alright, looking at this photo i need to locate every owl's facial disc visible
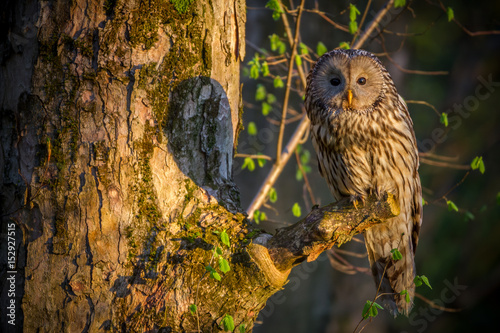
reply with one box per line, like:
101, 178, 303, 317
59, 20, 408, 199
345, 56, 385, 110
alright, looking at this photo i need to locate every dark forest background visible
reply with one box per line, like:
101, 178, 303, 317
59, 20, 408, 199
235, 1, 500, 332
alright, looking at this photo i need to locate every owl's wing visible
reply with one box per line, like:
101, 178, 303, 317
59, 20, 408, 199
398, 94, 423, 254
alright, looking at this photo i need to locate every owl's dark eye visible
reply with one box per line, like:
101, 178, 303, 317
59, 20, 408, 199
330, 78, 341, 86
357, 77, 367, 85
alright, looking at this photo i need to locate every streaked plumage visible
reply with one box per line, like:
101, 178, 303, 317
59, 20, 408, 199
305, 49, 422, 315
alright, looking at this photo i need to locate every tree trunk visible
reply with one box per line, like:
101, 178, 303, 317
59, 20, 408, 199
0, 1, 398, 332
1, 0, 247, 331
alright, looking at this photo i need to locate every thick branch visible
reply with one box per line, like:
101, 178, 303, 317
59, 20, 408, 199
250, 193, 399, 275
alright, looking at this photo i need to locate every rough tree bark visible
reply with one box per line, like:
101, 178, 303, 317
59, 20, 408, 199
0, 1, 398, 332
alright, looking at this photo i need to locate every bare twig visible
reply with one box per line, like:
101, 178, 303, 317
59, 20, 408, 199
420, 158, 470, 170
266, 111, 304, 126
302, 8, 349, 33
351, 0, 373, 47
353, 260, 391, 333
381, 40, 449, 75
435, 0, 500, 36
295, 148, 317, 206
415, 293, 462, 312
406, 100, 441, 117
276, 0, 306, 164
419, 152, 459, 162
334, 247, 368, 258
279, 1, 307, 86
247, 117, 310, 218
234, 153, 273, 161
432, 171, 470, 204
328, 249, 370, 274
352, 0, 395, 49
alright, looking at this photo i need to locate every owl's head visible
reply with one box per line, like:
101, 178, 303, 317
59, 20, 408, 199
306, 49, 392, 114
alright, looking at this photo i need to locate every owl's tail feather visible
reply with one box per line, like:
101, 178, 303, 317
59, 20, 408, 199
365, 229, 416, 317
371, 258, 414, 316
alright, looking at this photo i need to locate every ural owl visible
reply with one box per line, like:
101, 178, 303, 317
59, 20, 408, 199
305, 49, 422, 315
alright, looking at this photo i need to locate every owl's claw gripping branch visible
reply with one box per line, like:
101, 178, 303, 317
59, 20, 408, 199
249, 193, 399, 275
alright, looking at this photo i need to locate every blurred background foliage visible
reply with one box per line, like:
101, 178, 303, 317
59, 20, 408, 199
234, 0, 500, 332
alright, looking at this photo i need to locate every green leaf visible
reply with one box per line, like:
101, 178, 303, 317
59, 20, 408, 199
247, 121, 257, 136
292, 202, 301, 217
422, 198, 427, 206
295, 54, 302, 67
421, 275, 432, 289
479, 160, 485, 174
239, 324, 246, 333
394, 0, 406, 8
255, 84, 266, 101
257, 155, 267, 167
440, 112, 448, 127
262, 102, 272, 116
391, 248, 403, 261
222, 314, 235, 331
215, 246, 223, 256
464, 211, 475, 221
339, 41, 350, 50
414, 275, 432, 289
242, 157, 255, 171
300, 149, 311, 164
211, 271, 221, 281
269, 34, 280, 51
189, 304, 197, 315
266, 0, 283, 21
260, 211, 267, 221
253, 209, 261, 224
316, 42, 328, 56
362, 300, 383, 319
220, 229, 230, 247
349, 21, 358, 35
399, 290, 411, 303
206, 265, 219, 281
296, 168, 303, 181
269, 187, 277, 203
447, 7, 454, 22
447, 200, 458, 212
349, 4, 360, 21
272, 10, 281, 21
250, 65, 259, 79
242, 67, 249, 78
299, 42, 309, 55
471, 156, 485, 174
278, 42, 286, 55
262, 61, 270, 76
219, 257, 231, 274
414, 276, 422, 287
273, 76, 284, 88
267, 93, 277, 104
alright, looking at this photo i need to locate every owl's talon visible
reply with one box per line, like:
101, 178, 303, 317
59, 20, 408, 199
353, 199, 359, 209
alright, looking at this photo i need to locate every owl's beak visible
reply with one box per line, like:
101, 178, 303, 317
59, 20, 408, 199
347, 89, 353, 107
